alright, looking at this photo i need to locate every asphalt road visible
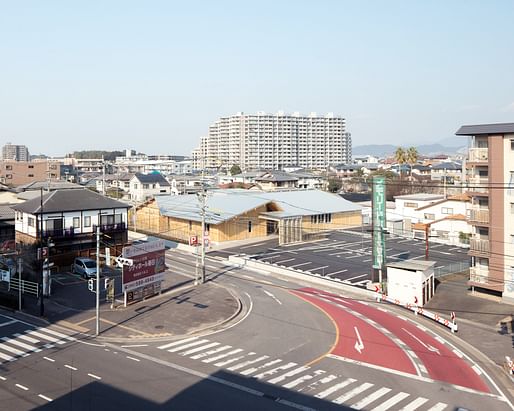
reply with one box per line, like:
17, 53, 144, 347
0, 248, 510, 411
211, 228, 471, 286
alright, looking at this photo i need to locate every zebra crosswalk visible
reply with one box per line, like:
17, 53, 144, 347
0, 317, 77, 364
157, 336, 449, 410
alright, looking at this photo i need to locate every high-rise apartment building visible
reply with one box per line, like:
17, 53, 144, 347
2, 143, 30, 161
456, 122, 514, 303
192, 112, 351, 171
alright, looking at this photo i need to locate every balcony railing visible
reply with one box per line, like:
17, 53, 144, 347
468, 177, 488, 193
470, 238, 489, 253
469, 266, 489, 283
42, 228, 75, 239
468, 148, 488, 162
469, 207, 489, 224
93, 222, 126, 233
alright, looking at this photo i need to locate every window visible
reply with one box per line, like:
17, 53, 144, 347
511, 235, 514, 245
134, 183, 138, 189
28, 165, 34, 169
152, 184, 156, 189
511, 140, 514, 151
28, 174, 34, 177
28, 217, 35, 227
101, 214, 123, 226
84, 216, 91, 227
404, 202, 418, 208
73, 217, 80, 228
160, 189, 166, 193
441, 207, 453, 214
248, 221, 252, 233
143, 184, 149, 189
511, 203, 514, 214
6, 174, 12, 179
189, 220, 192, 230
5, 165, 12, 170
424, 213, 435, 220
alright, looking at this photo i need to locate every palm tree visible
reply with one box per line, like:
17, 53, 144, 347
406, 147, 419, 177
394, 147, 407, 178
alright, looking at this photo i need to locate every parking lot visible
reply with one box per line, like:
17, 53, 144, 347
212, 229, 470, 287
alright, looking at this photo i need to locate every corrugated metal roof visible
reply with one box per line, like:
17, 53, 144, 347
0, 205, 14, 220
155, 189, 362, 224
12, 189, 130, 214
455, 123, 514, 136
388, 260, 435, 271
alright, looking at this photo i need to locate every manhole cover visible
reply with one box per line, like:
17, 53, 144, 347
155, 325, 164, 330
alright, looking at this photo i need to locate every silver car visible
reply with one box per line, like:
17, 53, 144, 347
72, 257, 97, 279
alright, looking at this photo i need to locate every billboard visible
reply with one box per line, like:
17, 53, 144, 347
372, 176, 387, 271
122, 240, 166, 292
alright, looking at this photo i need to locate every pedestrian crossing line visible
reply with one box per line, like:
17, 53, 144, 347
240, 359, 282, 376
370, 392, 410, 410
167, 339, 209, 353
0, 342, 28, 357
181, 342, 220, 357
191, 345, 232, 360
203, 348, 243, 364
38, 327, 76, 341
426, 403, 448, 411
284, 370, 326, 390
399, 397, 429, 411
253, 362, 297, 379
298, 372, 333, 392
333, 382, 374, 404
267, 366, 309, 384
228, 355, 270, 372
214, 352, 254, 367
26, 330, 63, 344
14, 334, 39, 344
1, 337, 40, 353
0, 349, 15, 362
316, 378, 356, 399
158, 337, 198, 350
351, 387, 392, 410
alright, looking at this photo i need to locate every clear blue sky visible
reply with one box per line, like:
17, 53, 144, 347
1, 1, 513, 156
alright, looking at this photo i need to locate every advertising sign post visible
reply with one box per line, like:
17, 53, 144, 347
372, 176, 387, 285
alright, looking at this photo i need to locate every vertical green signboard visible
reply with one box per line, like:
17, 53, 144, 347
372, 176, 386, 271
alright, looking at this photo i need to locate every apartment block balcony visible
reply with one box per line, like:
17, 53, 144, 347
469, 266, 489, 283
469, 238, 490, 254
469, 207, 489, 224
467, 177, 489, 195
468, 148, 488, 163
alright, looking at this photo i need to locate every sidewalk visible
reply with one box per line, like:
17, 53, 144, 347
425, 273, 514, 366
20, 269, 241, 342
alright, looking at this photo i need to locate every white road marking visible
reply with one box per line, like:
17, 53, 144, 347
43, 356, 55, 362
345, 274, 368, 281
275, 258, 295, 265
289, 262, 311, 268
351, 387, 392, 409
190, 345, 232, 360
402, 328, 440, 355
267, 366, 309, 384
0, 376, 6, 381
362, 258, 371, 262
0, 342, 29, 357
158, 337, 198, 350
426, 403, 448, 411
167, 339, 209, 353
345, 255, 362, 259
333, 382, 374, 404
283, 370, 325, 390
39, 327, 75, 341
14, 334, 39, 344
126, 356, 140, 362
121, 344, 148, 348
354, 327, 364, 354
214, 352, 250, 367
370, 391, 410, 410
0, 320, 17, 327
181, 342, 220, 356
203, 348, 243, 364
228, 355, 269, 371
26, 330, 63, 344
399, 397, 428, 410
1, 337, 40, 353
38, 394, 53, 402
309, 265, 329, 272
472, 365, 482, 375
315, 378, 356, 399
65, 364, 77, 371
263, 289, 282, 305
325, 269, 348, 276
0, 351, 15, 362
295, 370, 329, 391
452, 349, 463, 358
88, 373, 102, 380
253, 362, 297, 379
15, 383, 29, 391
240, 359, 282, 376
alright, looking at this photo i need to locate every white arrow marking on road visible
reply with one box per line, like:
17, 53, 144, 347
402, 328, 440, 355
263, 289, 282, 305
354, 326, 364, 354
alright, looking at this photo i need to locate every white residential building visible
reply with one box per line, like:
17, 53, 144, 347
192, 111, 351, 171
129, 173, 171, 202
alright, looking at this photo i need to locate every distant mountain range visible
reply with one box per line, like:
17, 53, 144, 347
353, 139, 467, 157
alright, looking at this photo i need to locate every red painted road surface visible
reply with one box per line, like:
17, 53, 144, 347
291, 290, 417, 375
297, 288, 490, 393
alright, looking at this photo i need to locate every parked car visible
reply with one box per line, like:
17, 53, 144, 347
72, 257, 97, 279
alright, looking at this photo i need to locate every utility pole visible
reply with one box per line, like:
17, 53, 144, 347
18, 257, 22, 311
96, 225, 101, 336
425, 224, 430, 260
197, 190, 207, 284
39, 187, 44, 316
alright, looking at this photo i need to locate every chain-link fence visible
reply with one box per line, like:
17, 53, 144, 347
434, 261, 471, 278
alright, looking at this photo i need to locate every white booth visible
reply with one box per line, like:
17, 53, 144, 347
387, 260, 435, 307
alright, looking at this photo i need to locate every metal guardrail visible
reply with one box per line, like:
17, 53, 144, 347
434, 261, 471, 278
9, 278, 39, 297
